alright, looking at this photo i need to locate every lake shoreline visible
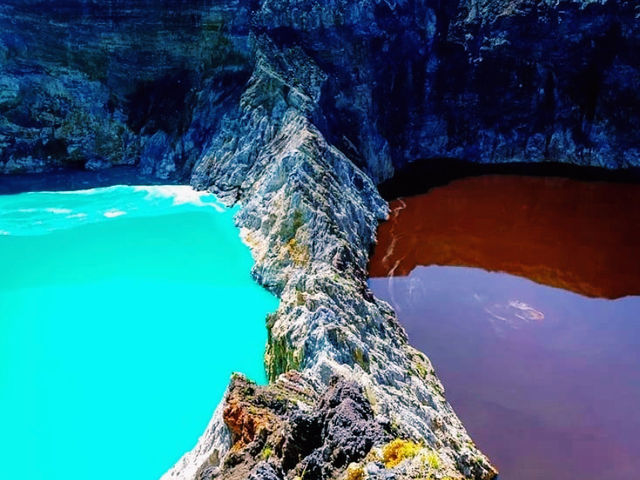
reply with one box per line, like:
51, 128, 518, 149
0, 166, 181, 196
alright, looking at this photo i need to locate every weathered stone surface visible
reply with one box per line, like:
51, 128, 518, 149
166, 34, 498, 479
253, 0, 640, 178
0, 0, 251, 175
1, 1, 638, 177
180, 374, 390, 480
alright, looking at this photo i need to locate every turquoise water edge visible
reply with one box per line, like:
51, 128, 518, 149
0, 186, 278, 480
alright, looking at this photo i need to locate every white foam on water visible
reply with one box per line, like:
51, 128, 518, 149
134, 185, 226, 212
104, 210, 126, 218
0, 185, 229, 236
38, 185, 127, 195
45, 208, 73, 215
0, 230, 9, 235
509, 299, 545, 321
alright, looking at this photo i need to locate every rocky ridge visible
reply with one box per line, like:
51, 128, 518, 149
165, 35, 496, 480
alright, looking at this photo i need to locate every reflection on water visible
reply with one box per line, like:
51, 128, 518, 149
370, 175, 640, 298
368, 175, 640, 480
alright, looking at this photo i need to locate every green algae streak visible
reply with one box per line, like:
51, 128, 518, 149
0, 185, 277, 480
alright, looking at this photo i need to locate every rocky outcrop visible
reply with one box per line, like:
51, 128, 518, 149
253, 0, 640, 178
165, 35, 496, 479
197, 374, 390, 480
0, 0, 252, 176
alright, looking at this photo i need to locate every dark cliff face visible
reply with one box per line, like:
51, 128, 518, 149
0, 0, 253, 176
1, 0, 638, 180
258, 0, 640, 178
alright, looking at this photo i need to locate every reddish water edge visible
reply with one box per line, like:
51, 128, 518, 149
368, 175, 640, 480
370, 175, 640, 299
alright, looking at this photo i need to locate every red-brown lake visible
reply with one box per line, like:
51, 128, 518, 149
369, 175, 640, 480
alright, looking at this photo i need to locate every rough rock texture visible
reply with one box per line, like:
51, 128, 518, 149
3, 1, 639, 479
197, 374, 390, 480
1, 1, 639, 178
0, 0, 252, 176
166, 34, 496, 480
253, 0, 640, 178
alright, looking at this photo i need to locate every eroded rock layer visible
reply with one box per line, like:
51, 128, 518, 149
2, 1, 639, 178
164, 34, 497, 480
0, 0, 252, 176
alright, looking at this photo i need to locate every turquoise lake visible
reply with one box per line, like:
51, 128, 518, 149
0, 185, 278, 480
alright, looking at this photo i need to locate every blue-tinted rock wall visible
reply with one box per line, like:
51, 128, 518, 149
1, 1, 638, 179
